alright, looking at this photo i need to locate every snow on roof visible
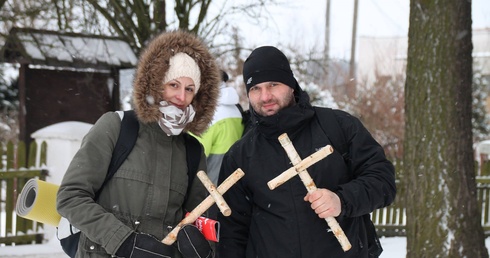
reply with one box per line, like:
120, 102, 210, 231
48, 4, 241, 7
31, 121, 93, 141
1, 27, 137, 69
477, 140, 490, 155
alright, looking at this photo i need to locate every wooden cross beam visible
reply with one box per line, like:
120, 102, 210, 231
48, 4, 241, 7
197, 170, 232, 216
162, 168, 244, 245
267, 133, 352, 252
267, 144, 334, 190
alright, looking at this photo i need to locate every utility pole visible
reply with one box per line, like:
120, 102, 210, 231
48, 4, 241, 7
348, 0, 359, 99
324, 0, 331, 66
323, 0, 331, 90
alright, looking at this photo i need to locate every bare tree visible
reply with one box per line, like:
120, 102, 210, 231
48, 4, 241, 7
473, 68, 490, 141
0, 0, 6, 10
1, 0, 280, 55
354, 73, 404, 162
0, 0, 55, 38
404, 1, 488, 257
83, 0, 166, 51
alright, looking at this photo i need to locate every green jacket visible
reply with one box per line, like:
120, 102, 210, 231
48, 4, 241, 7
57, 30, 220, 258
57, 112, 207, 257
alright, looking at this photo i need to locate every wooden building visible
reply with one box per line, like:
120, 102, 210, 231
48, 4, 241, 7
0, 27, 138, 144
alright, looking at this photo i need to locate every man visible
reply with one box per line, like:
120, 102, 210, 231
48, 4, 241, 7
216, 46, 396, 258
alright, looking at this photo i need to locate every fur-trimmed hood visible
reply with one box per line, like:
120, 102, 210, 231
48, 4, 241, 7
132, 30, 220, 135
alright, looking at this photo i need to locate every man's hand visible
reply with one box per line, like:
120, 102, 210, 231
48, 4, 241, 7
304, 188, 341, 218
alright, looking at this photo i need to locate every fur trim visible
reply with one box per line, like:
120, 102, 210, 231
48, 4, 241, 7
132, 30, 220, 135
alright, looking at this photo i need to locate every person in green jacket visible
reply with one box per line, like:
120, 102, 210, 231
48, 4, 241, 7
193, 71, 244, 186
57, 30, 220, 258
192, 70, 244, 224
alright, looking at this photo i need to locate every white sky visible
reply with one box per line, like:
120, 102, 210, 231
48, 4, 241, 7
219, 0, 490, 59
3, 1, 488, 84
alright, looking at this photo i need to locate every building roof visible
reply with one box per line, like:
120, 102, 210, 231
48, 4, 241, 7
1, 27, 137, 69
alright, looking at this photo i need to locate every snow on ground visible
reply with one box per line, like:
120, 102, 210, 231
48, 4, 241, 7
1, 236, 489, 257
0, 236, 66, 258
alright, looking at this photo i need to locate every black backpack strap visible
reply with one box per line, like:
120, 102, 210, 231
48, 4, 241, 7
235, 103, 244, 114
314, 107, 349, 160
95, 110, 139, 199
236, 103, 252, 136
183, 133, 202, 193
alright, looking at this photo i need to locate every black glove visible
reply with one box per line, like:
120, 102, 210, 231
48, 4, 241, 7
177, 224, 212, 258
116, 232, 176, 258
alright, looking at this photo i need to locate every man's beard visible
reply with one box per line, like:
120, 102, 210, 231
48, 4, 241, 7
252, 89, 296, 117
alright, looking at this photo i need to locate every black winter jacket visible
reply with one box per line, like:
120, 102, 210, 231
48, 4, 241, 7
217, 90, 396, 258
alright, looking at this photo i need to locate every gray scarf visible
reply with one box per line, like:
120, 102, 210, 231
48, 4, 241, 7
158, 101, 196, 136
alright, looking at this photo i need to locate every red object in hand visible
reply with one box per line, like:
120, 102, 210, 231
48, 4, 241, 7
186, 213, 220, 242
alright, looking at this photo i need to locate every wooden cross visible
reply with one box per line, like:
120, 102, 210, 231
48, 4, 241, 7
267, 133, 352, 252
162, 168, 244, 245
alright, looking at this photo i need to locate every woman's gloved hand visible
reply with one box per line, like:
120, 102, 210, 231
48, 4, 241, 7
116, 232, 176, 258
177, 224, 212, 258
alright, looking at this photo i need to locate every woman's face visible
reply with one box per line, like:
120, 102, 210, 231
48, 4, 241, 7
161, 77, 196, 109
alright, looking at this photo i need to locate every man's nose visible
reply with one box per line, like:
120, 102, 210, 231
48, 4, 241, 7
260, 88, 272, 101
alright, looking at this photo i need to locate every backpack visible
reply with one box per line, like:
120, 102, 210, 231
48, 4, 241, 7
58, 110, 202, 258
235, 103, 253, 136
314, 107, 383, 258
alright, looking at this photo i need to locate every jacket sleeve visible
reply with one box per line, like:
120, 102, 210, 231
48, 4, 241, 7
56, 112, 133, 254
334, 110, 397, 218
216, 148, 250, 258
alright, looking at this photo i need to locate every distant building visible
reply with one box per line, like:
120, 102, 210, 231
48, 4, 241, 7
0, 27, 138, 145
357, 27, 490, 111
473, 28, 490, 77
357, 36, 407, 85
305, 58, 350, 98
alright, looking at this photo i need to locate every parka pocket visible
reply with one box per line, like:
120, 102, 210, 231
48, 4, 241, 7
99, 168, 153, 215
169, 182, 187, 206
113, 167, 152, 184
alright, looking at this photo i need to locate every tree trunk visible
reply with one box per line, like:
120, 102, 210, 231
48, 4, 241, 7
404, 1, 488, 257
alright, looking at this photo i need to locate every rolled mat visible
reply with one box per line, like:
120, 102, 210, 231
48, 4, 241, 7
16, 178, 61, 227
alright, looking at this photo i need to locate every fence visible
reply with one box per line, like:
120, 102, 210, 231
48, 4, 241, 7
1, 139, 490, 244
371, 177, 490, 236
0, 140, 47, 245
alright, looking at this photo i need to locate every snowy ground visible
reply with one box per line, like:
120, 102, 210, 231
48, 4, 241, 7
1, 236, 489, 257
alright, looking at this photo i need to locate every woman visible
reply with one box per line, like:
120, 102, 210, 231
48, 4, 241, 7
57, 30, 220, 258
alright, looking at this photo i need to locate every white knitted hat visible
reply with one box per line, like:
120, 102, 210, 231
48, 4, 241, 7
163, 52, 201, 92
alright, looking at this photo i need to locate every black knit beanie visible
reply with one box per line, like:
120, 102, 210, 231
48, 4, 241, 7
243, 46, 299, 93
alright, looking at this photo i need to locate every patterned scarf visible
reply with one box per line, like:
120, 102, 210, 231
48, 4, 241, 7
158, 101, 196, 136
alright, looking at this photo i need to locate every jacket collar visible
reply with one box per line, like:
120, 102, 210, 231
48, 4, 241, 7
252, 90, 315, 140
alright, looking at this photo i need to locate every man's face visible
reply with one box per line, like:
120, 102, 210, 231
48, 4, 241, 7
248, 81, 295, 116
